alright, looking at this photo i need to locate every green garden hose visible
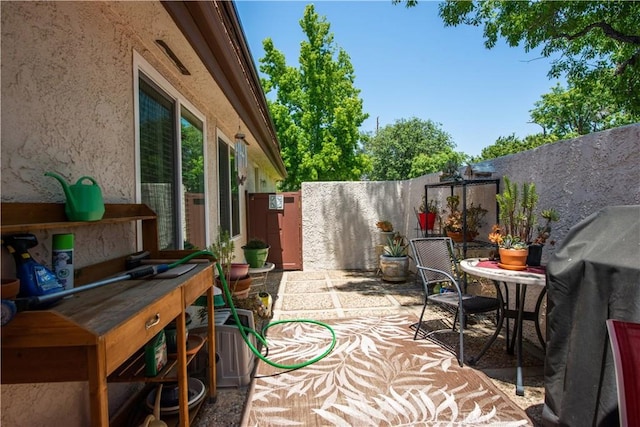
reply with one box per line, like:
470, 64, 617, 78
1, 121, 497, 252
169, 251, 336, 369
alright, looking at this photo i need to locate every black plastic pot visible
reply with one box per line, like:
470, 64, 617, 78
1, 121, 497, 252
527, 244, 543, 266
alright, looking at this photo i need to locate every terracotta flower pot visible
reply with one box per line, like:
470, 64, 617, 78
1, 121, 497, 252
446, 230, 476, 243
498, 247, 529, 270
216, 274, 253, 299
228, 263, 250, 280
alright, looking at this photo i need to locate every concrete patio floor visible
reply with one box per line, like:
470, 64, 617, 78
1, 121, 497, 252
192, 269, 546, 426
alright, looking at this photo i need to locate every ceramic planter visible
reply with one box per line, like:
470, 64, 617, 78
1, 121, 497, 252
242, 246, 270, 268
377, 231, 395, 246
216, 274, 253, 300
418, 212, 437, 231
498, 247, 529, 270
379, 255, 409, 282
228, 263, 250, 280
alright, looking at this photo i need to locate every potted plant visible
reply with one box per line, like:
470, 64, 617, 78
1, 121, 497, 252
375, 220, 395, 246
488, 224, 529, 269
417, 196, 438, 231
242, 238, 270, 268
442, 195, 487, 243
527, 208, 560, 266
495, 176, 538, 243
209, 228, 252, 299
379, 233, 410, 282
491, 176, 539, 269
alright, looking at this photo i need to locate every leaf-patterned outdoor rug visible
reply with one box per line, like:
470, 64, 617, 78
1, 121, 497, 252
242, 314, 531, 426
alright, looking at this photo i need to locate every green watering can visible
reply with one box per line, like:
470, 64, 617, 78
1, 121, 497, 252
45, 172, 105, 221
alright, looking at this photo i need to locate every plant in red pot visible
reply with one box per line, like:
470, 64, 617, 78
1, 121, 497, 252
417, 196, 438, 231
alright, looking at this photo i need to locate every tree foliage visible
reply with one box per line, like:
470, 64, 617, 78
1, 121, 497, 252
396, 1, 640, 115
259, 5, 370, 191
362, 117, 462, 181
477, 133, 557, 161
529, 80, 639, 139
181, 121, 204, 193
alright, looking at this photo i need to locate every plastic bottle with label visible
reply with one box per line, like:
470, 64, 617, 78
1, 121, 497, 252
52, 233, 74, 290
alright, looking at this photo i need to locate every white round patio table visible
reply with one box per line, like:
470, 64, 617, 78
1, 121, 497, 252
459, 258, 547, 396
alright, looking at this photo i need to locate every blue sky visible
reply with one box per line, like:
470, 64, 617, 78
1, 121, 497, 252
235, 1, 561, 157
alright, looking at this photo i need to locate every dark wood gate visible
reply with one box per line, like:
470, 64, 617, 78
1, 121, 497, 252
246, 192, 302, 270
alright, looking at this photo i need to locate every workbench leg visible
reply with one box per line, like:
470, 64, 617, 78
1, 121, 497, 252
87, 342, 109, 426
177, 310, 189, 426
207, 286, 217, 402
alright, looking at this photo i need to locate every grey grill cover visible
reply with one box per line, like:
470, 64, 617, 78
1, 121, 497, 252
543, 205, 640, 426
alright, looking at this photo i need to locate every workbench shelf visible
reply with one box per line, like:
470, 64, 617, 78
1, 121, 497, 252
0, 202, 216, 427
109, 335, 207, 383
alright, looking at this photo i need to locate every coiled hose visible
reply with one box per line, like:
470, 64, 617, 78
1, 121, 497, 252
169, 250, 336, 369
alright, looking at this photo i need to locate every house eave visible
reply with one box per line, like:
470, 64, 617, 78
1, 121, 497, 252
162, 0, 287, 179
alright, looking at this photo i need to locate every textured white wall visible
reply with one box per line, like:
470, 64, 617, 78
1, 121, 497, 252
0, 1, 278, 425
302, 124, 640, 270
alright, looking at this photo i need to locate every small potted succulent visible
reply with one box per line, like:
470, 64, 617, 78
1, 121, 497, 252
241, 238, 270, 268
379, 233, 410, 282
527, 208, 560, 266
488, 224, 529, 269
375, 220, 395, 246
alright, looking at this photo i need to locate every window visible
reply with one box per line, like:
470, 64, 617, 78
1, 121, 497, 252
137, 72, 206, 250
218, 137, 240, 237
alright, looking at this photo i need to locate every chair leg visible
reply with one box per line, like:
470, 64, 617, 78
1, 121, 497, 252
467, 308, 506, 365
457, 309, 464, 367
414, 296, 429, 340
452, 307, 459, 331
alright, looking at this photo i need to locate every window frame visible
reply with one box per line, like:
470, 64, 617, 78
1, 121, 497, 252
217, 132, 242, 238
133, 51, 209, 249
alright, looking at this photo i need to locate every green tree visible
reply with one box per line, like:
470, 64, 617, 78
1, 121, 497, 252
181, 120, 204, 193
530, 80, 639, 139
362, 117, 462, 181
478, 133, 557, 161
396, 1, 640, 115
259, 5, 370, 191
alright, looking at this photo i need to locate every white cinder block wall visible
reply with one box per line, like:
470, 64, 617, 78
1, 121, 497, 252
302, 124, 640, 270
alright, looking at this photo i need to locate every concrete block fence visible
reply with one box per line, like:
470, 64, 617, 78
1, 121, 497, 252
302, 124, 640, 270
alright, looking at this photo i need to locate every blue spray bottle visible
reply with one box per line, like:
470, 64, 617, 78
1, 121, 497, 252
2, 234, 65, 298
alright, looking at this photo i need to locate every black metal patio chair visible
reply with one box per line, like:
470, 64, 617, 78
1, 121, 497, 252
410, 237, 505, 366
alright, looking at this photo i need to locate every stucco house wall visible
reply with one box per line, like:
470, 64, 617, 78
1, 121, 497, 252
303, 124, 640, 270
1, 1, 284, 425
